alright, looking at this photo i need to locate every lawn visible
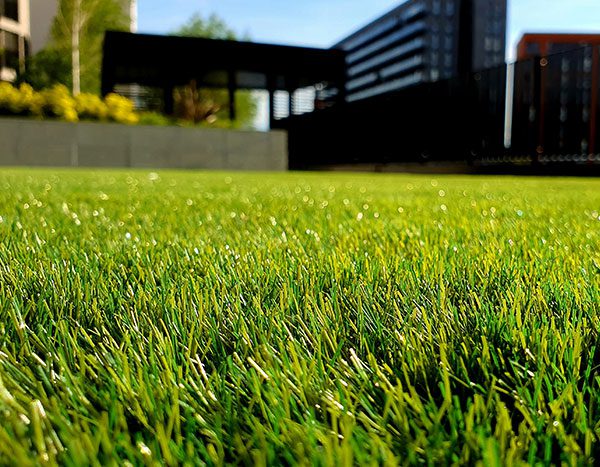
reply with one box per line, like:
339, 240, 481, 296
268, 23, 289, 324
0, 168, 599, 465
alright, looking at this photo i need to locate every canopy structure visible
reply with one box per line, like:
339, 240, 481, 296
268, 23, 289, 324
101, 31, 346, 125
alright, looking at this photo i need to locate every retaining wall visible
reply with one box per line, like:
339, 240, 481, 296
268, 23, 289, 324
0, 118, 288, 171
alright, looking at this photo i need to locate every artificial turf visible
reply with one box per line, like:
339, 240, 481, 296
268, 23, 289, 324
0, 168, 599, 465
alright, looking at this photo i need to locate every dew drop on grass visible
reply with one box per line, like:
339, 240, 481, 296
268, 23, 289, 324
357, 212, 364, 221
138, 443, 152, 457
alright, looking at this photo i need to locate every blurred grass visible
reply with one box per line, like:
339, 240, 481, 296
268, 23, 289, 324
0, 168, 599, 465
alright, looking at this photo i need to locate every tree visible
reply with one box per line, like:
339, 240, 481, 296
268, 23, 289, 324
174, 13, 238, 40
171, 13, 256, 129
18, 48, 71, 91
50, 0, 128, 94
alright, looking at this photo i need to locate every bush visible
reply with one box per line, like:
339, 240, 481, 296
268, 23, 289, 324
104, 93, 139, 125
74, 93, 108, 121
40, 85, 78, 122
0, 82, 138, 124
138, 111, 173, 126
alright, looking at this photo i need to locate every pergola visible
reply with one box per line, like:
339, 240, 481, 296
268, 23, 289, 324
101, 31, 346, 126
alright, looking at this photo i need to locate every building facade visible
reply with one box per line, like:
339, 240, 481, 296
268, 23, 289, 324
0, 0, 30, 82
517, 33, 600, 60
30, 0, 58, 54
333, 0, 507, 102
513, 33, 600, 157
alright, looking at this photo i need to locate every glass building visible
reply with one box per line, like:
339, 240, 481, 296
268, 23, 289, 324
0, 0, 30, 82
333, 0, 507, 102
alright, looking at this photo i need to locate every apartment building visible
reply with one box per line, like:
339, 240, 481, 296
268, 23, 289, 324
0, 0, 30, 81
333, 0, 507, 102
29, 0, 57, 54
513, 33, 600, 156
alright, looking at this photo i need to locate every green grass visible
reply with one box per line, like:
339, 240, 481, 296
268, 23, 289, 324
0, 168, 599, 465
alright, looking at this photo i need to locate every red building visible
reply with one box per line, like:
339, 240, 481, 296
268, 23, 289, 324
512, 34, 600, 157
517, 33, 600, 60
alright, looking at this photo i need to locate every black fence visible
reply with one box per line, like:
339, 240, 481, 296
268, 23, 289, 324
280, 45, 600, 171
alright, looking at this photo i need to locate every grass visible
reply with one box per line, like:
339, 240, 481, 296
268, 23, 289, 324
0, 168, 599, 465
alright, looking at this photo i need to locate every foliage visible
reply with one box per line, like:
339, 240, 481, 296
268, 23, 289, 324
40, 84, 79, 121
0, 170, 599, 464
104, 93, 138, 124
137, 111, 173, 126
17, 48, 72, 91
174, 12, 238, 40
0, 82, 138, 124
171, 13, 257, 129
50, 0, 129, 94
0, 82, 43, 116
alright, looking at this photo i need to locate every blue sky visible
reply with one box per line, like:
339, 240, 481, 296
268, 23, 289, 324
138, 0, 600, 61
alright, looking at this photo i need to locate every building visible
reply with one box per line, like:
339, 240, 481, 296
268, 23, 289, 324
333, 0, 507, 102
0, 0, 30, 82
512, 33, 600, 157
29, 0, 57, 54
517, 33, 600, 60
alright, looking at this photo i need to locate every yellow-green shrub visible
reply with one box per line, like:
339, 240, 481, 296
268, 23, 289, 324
39, 85, 78, 122
105, 93, 139, 125
0, 82, 44, 116
74, 93, 108, 121
0, 82, 139, 124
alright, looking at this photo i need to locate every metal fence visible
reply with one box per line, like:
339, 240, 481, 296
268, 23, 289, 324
281, 45, 600, 170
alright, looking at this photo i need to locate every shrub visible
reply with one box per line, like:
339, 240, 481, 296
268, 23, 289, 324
0, 82, 139, 124
105, 93, 139, 125
138, 111, 173, 126
74, 93, 108, 121
40, 85, 79, 122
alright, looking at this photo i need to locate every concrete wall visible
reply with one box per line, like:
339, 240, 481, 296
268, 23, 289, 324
0, 118, 288, 171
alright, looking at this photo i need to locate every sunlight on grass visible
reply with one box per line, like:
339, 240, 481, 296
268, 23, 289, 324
0, 169, 599, 464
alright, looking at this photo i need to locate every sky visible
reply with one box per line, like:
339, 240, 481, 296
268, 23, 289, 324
138, 0, 600, 61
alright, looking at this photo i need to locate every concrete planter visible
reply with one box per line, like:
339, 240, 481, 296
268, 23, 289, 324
0, 118, 288, 171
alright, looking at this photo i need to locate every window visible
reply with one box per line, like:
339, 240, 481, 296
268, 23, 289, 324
0, 0, 19, 22
525, 42, 540, 57
444, 35, 453, 51
346, 21, 427, 64
0, 30, 20, 69
485, 37, 493, 52
444, 53, 452, 68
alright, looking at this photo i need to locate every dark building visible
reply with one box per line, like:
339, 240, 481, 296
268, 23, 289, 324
333, 0, 507, 102
513, 34, 600, 157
